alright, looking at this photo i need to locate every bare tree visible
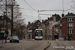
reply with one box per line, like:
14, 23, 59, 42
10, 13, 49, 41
0, 0, 25, 39
0, 0, 24, 25
70, 0, 75, 11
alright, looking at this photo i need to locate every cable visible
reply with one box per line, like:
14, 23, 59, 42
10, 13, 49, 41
38, 9, 70, 12
38, 9, 71, 12
24, 0, 38, 12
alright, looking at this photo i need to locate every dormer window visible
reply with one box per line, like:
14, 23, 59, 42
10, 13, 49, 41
68, 18, 74, 22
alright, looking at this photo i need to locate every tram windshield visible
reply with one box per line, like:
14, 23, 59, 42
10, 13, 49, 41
35, 30, 43, 36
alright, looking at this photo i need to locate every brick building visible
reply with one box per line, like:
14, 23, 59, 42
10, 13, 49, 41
62, 13, 75, 40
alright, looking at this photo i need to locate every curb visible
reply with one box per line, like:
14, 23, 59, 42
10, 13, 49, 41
42, 41, 51, 50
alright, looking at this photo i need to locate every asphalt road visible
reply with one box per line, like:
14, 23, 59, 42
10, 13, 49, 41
47, 41, 75, 50
0, 40, 48, 50
1, 40, 75, 50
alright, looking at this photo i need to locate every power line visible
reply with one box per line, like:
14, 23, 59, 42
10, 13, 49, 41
38, 9, 70, 12
24, 0, 38, 12
39, 9, 70, 12
23, 0, 71, 12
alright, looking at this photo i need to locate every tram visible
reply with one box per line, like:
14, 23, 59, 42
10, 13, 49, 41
35, 29, 43, 40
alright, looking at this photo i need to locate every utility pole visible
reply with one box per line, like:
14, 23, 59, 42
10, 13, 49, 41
10, 0, 19, 42
6, 0, 7, 16
11, 3, 13, 37
11, 4, 13, 42
11, 0, 19, 36
38, 10, 40, 20
38, 10, 41, 21
5, 0, 7, 43
11, 0, 15, 42
62, 0, 64, 12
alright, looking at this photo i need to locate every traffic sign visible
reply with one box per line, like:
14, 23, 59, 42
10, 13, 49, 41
1, 27, 5, 30
1, 30, 5, 33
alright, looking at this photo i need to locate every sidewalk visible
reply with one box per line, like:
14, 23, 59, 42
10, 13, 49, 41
0, 40, 5, 49
0, 40, 5, 44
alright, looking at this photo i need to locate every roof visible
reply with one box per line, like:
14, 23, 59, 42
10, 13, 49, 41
62, 13, 75, 19
33, 20, 40, 23
27, 20, 41, 30
42, 19, 48, 23
52, 14, 60, 17
66, 13, 75, 16
46, 20, 50, 24
46, 17, 53, 24
26, 25, 31, 29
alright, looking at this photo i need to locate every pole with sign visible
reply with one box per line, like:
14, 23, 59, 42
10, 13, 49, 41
1, 27, 5, 43
1, 27, 5, 33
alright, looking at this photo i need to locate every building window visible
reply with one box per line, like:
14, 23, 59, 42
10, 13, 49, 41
68, 23, 74, 27
68, 29, 73, 34
45, 29, 47, 33
68, 18, 74, 22
72, 18, 73, 21
72, 29, 73, 33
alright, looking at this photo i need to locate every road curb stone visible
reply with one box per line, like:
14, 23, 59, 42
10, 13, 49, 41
42, 41, 51, 50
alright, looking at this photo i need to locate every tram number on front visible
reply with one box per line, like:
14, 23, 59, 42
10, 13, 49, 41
38, 36, 40, 38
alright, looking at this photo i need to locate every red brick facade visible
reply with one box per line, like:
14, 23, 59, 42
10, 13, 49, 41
62, 13, 75, 40
73, 18, 75, 40
52, 26, 55, 40
62, 18, 67, 38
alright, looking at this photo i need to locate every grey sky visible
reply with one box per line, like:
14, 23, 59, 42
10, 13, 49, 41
16, 0, 75, 24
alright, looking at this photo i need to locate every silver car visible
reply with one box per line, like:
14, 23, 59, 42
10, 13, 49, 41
10, 36, 19, 43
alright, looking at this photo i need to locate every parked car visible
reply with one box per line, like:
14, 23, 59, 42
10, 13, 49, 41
10, 36, 19, 43
6, 37, 11, 43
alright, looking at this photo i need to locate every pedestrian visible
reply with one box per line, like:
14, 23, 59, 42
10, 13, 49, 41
23, 36, 25, 40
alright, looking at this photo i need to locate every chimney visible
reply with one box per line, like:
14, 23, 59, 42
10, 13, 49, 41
62, 13, 64, 17
42, 20, 44, 22
48, 17, 49, 20
55, 13, 56, 15
28, 22, 30, 25
68, 12, 70, 14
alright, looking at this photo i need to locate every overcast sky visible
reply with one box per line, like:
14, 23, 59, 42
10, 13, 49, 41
15, 0, 75, 24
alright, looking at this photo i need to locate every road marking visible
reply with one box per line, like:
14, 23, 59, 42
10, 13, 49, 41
42, 41, 51, 50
